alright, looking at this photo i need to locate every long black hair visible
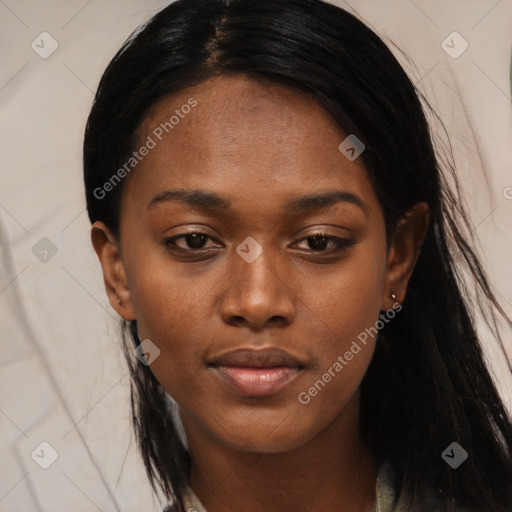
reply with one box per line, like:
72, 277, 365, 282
83, 1, 512, 510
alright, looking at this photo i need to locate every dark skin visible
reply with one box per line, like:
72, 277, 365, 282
91, 75, 430, 512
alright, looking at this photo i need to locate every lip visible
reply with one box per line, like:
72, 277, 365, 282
211, 366, 303, 396
208, 347, 306, 368
207, 347, 306, 397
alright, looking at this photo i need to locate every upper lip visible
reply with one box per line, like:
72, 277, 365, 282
208, 347, 305, 369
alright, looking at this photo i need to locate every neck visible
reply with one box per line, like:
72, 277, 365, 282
181, 392, 378, 512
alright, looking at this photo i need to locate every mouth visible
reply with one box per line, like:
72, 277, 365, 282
207, 347, 306, 397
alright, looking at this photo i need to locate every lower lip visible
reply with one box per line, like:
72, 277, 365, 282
211, 365, 303, 396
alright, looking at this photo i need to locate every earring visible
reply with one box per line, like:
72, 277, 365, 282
390, 291, 400, 304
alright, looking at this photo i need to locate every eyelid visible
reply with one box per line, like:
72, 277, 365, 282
165, 232, 223, 251
293, 232, 356, 250
164, 229, 356, 254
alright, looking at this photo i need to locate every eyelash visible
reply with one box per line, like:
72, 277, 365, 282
164, 231, 356, 255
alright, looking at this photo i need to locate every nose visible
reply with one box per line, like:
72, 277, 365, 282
219, 244, 295, 331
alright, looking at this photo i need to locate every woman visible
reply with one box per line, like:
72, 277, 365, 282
83, 0, 512, 510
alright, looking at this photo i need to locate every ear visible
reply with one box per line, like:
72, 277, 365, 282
90, 221, 136, 321
382, 202, 430, 309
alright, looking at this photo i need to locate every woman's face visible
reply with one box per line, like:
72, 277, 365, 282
93, 74, 426, 453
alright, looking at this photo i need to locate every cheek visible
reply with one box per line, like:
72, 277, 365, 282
295, 239, 387, 401
302, 237, 387, 351
125, 251, 223, 394
126, 247, 218, 341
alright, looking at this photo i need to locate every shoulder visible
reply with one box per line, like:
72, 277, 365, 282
377, 460, 479, 512
162, 486, 207, 512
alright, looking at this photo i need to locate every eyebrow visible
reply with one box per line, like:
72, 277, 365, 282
147, 189, 368, 215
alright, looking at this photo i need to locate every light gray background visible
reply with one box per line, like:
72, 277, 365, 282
1, 1, 512, 511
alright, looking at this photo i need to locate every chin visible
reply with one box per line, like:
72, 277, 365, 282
213, 415, 318, 454
221, 434, 308, 454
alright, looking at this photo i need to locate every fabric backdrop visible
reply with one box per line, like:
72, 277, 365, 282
1, 1, 511, 510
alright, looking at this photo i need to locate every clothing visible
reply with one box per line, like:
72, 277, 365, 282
162, 460, 460, 512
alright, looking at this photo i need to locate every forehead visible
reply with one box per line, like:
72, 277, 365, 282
122, 74, 379, 219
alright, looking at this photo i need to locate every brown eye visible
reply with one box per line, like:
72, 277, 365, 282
165, 232, 220, 251
295, 234, 356, 252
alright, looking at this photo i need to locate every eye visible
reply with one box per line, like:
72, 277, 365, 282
294, 233, 356, 252
164, 231, 356, 255
164, 232, 221, 251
